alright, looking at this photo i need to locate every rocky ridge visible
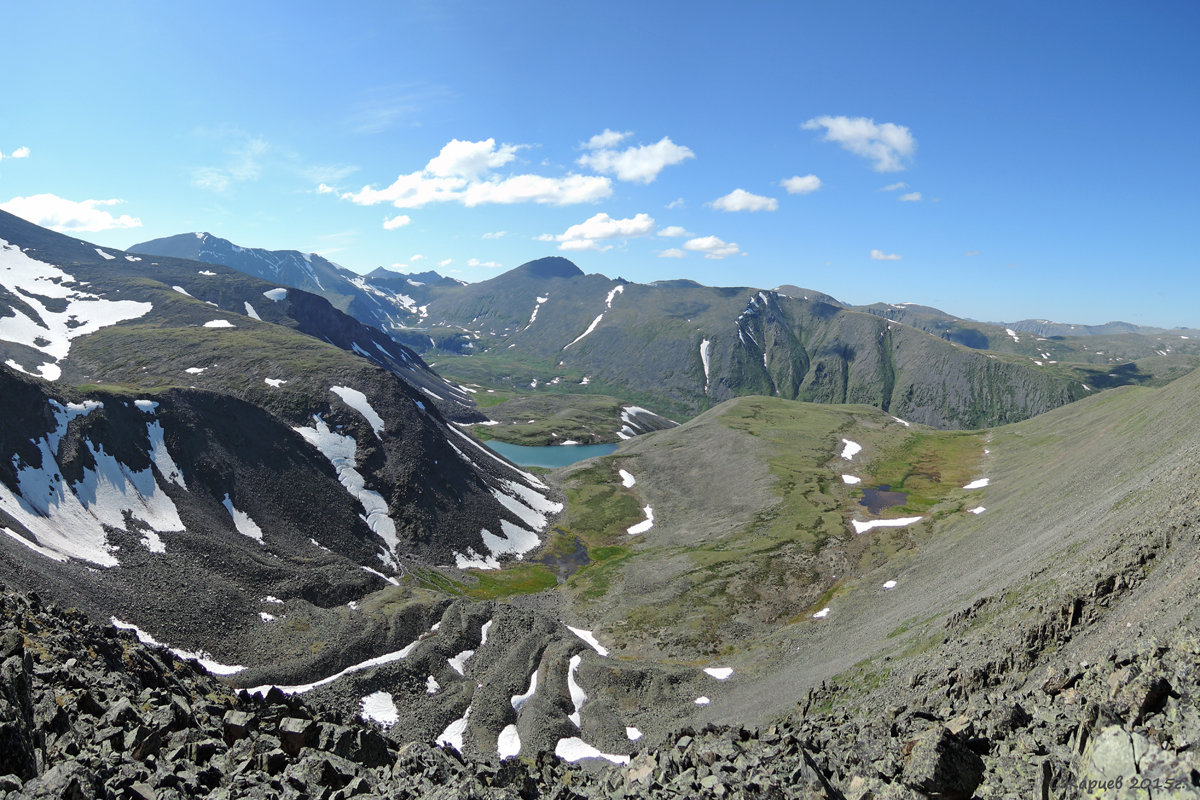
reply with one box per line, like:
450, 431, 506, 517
3, 526, 1198, 800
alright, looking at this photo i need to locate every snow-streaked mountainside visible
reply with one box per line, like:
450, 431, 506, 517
129, 232, 470, 353
0, 210, 565, 672
130, 238, 1200, 430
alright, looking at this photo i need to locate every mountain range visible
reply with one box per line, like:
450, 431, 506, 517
1, 212, 1197, 796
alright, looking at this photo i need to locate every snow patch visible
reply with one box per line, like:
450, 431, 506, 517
262, 288, 287, 302
0, 239, 152, 377
360, 691, 399, 727
605, 284, 624, 308
883, 580, 897, 590
203, 319, 235, 328
498, 724, 521, 759
448, 649, 475, 676
626, 727, 642, 741
437, 705, 471, 753
243, 302, 261, 320
94, 248, 115, 260
841, 475, 861, 485
221, 494, 264, 542
969, 506, 986, 514
703, 667, 733, 680
618, 469, 636, 488
626, 505, 654, 535
172, 285, 193, 297
426, 675, 440, 694
839, 439, 862, 460
963, 478, 990, 490
694, 696, 711, 705
264, 378, 286, 387
812, 608, 830, 619
851, 516, 923, 534
555, 738, 629, 765
700, 339, 712, 391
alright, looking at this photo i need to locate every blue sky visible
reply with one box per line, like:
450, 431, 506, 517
2, 1, 1197, 326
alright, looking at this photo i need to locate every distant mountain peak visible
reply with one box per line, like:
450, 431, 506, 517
510, 256, 584, 280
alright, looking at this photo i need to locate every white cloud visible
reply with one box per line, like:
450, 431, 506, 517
542, 212, 655, 252
341, 138, 611, 209
461, 174, 611, 206
0, 193, 142, 232
3, 146, 31, 159
425, 138, 521, 179
666, 198, 685, 209
899, 192, 922, 202
577, 134, 695, 183
870, 249, 902, 261
438, 258, 453, 267
781, 174, 822, 195
383, 214, 412, 230
316, 183, 335, 194
467, 258, 502, 268
965, 250, 981, 257
709, 188, 778, 212
684, 235, 741, 259
658, 248, 686, 258
342, 171, 466, 208
583, 129, 631, 150
803, 116, 916, 172
481, 231, 506, 239
881, 182, 908, 192
657, 225, 691, 238
410, 253, 425, 262
193, 136, 269, 192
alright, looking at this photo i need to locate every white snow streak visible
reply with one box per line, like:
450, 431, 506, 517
963, 478, 990, 490
851, 516, 923, 534
563, 313, 605, 349
511, 670, 538, 712
243, 302, 262, 320
566, 654, 586, 727
110, 618, 245, 675
331, 386, 385, 438
293, 415, 398, 562
700, 339, 711, 391
567, 626, 609, 657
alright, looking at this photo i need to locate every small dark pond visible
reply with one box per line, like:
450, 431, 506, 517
858, 485, 909, 515
531, 530, 591, 583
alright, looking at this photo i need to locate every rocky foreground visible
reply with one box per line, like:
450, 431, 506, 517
2, 584, 1198, 799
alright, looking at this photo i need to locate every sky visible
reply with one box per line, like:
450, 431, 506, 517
2, 1, 1198, 326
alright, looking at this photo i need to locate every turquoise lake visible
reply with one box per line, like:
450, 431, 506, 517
484, 441, 618, 468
